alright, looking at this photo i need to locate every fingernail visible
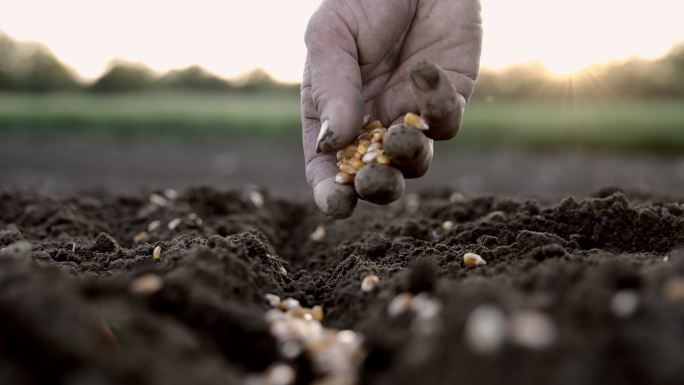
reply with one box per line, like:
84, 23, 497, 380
411, 62, 440, 91
316, 120, 331, 153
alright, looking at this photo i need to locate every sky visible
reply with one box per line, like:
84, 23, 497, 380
1, 0, 683, 82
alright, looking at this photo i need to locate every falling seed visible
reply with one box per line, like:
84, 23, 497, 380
249, 190, 265, 208
266, 364, 295, 385
281, 298, 301, 311
152, 245, 162, 260
130, 274, 163, 296
164, 188, 179, 200
265, 293, 282, 307
405, 193, 420, 213
312, 305, 324, 321
310, 226, 326, 242
361, 274, 380, 292
388, 293, 413, 317
442, 221, 455, 231
168, 218, 182, 231
663, 256, 670, 262
149, 193, 168, 207
279, 266, 288, 277
463, 252, 486, 267
611, 290, 639, 318
71, 243, 76, 252
147, 220, 161, 232
663, 277, 684, 302
509, 310, 556, 350
133, 231, 150, 243
404, 112, 429, 130
464, 305, 508, 354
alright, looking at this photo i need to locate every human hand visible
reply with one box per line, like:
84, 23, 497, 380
301, 0, 482, 218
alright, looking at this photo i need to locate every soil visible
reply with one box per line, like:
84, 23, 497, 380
2, 185, 684, 385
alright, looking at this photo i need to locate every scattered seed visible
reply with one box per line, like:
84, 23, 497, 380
463, 252, 486, 267
149, 193, 168, 207
336, 150, 345, 161
449, 192, 466, 203
611, 290, 639, 318
663, 277, 684, 302
388, 293, 413, 317
442, 221, 455, 231
164, 188, 179, 200
339, 163, 357, 175
279, 266, 288, 277
464, 305, 508, 354
147, 220, 162, 232
372, 131, 385, 142
249, 190, 265, 208
168, 218, 182, 231
152, 245, 162, 260
133, 231, 150, 243
361, 274, 380, 292
349, 157, 364, 170
412, 293, 441, 320
265, 293, 282, 307
310, 226, 326, 242
509, 310, 556, 350
404, 112, 429, 130
130, 274, 163, 296
343, 145, 357, 159
663, 256, 670, 262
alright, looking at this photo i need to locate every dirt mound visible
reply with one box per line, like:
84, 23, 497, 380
1, 187, 684, 385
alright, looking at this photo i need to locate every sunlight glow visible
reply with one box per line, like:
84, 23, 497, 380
0, 0, 682, 81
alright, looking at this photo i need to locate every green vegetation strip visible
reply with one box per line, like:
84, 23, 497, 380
0, 92, 682, 152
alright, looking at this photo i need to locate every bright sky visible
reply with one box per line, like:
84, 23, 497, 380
1, 0, 682, 81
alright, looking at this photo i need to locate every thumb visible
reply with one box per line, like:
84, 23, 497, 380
305, 5, 364, 153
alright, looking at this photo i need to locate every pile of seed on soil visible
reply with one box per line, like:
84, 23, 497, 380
2, 186, 684, 385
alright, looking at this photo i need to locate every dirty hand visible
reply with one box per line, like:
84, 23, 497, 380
302, 0, 482, 218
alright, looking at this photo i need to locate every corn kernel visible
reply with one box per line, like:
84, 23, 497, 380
335, 172, 355, 185
147, 220, 161, 232
168, 217, 182, 230
463, 252, 486, 267
361, 274, 380, 292
349, 158, 364, 170
339, 164, 357, 175
372, 132, 385, 143
149, 193, 168, 207
133, 231, 150, 243
130, 273, 163, 296
404, 112, 429, 130
442, 221, 455, 231
343, 145, 357, 158
376, 153, 391, 165
152, 245, 162, 260
358, 139, 371, 147
336, 150, 345, 161
364, 120, 384, 131
310, 225, 326, 241
279, 266, 288, 276
362, 151, 377, 164
265, 293, 281, 307
388, 293, 413, 317
356, 144, 368, 155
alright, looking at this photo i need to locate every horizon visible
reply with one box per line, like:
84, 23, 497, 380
1, 0, 683, 82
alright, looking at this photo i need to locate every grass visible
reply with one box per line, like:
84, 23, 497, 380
0, 91, 682, 152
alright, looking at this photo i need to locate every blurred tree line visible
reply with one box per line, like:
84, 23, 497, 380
1, 32, 683, 99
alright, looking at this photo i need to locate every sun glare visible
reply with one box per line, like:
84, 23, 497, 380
0, 0, 682, 82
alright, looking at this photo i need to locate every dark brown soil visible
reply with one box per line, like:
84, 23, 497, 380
2, 186, 684, 385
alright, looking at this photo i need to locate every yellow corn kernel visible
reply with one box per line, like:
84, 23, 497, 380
376, 153, 391, 165
335, 172, 355, 185
372, 132, 385, 143
349, 157, 364, 170
336, 150, 345, 161
343, 145, 357, 158
356, 144, 368, 155
364, 120, 384, 131
463, 252, 486, 267
359, 139, 371, 147
152, 245, 162, 260
339, 164, 357, 175
404, 112, 429, 130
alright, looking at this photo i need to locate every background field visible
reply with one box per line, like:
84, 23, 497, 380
1, 91, 683, 153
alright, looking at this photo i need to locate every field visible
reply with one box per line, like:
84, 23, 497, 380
1, 92, 683, 152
